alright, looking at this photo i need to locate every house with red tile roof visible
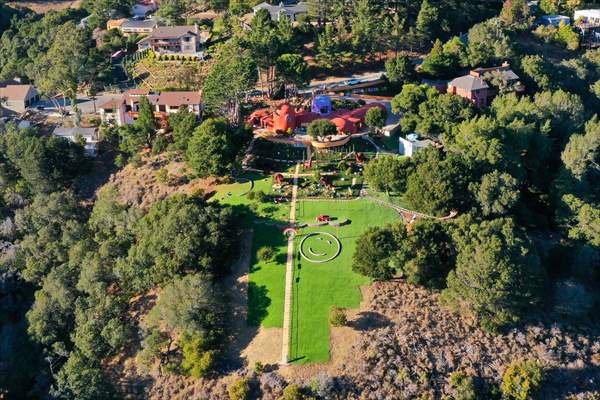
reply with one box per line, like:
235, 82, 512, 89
99, 89, 202, 126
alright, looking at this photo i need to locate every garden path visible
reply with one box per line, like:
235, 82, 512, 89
281, 163, 300, 364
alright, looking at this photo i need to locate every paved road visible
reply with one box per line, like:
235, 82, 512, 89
34, 93, 123, 115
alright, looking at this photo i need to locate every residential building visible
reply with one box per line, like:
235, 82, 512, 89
399, 134, 434, 157
446, 62, 522, 108
574, 9, 600, 25
132, 0, 159, 18
53, 127, 99, 157
252, 1, 308, 22
539, 14, 570, 27
108, 17, 158, 36
137, 25, 209, 57
99, 89, 202, 126
122, 17, 159, 36
0, 82, 40, 115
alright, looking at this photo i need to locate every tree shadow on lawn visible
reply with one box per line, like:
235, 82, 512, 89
247, 282, 272, 327
348, 311, 393, 331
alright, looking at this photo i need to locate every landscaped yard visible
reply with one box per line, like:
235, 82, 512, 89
211, 173, 291, 328
289, 199, 400, 363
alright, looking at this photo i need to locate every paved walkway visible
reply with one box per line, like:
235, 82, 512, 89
281, 163, 300, 365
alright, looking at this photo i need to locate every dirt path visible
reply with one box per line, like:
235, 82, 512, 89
281, 163, 300, 364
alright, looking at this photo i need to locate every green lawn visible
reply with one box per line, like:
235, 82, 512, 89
289, 199, 400, 363
211, 173, 291, 328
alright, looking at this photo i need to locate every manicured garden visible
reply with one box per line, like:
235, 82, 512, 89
289, 199, 400, 363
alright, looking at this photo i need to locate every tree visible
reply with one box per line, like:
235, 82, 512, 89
555, 21, 580, 50
364, 156, 412, 194
405, 150, 473, 216
561, 116, 600, 180
540, 0, 581, 14
228, 378, 251, 400
350, 0, 381, 60
187, 118, 249, 177
420, 39, 456, 79
34, 22, 89, 116
415, 0, 440, 48
443, 218, 544, 331
500, 0, 531, 28
156, 0, 190, 25
467, 18, 514, 67
307, 119, 338, 139
391, 84, 431, 115
14, 191, 86, 284
364, 107, 387, 133
316, 24, 340, 69
352, 225, 405, 280
392, 219, 456, 289
169, 107, 198, 152
520, 55, 553, 90
501, 359, 544, 400
135, 96, 157, 143
471, 171, 520, 217
203, 40, 257, 123
385, 54, 417, 90
117, 194, 238, 292
0, 126, 86, 194
55, 352, 117, 400
276, 53, 310, 96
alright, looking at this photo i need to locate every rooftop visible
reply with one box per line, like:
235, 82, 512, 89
448, 75, 489, 92
139, 25, 200, 41
53, 127, 98, 140
0, 83, 37, 101
121, 17, 158, 30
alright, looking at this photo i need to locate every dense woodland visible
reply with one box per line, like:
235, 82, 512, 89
0, 0, 599, 399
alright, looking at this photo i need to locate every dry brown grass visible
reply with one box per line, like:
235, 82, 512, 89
100, 153, 217, 209
7, 0, 80, 13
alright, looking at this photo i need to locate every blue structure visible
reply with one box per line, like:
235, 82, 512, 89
311, 95, 333, 115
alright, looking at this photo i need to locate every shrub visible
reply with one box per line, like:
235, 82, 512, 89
501, 360, 544, 400
130, 153, 143, 167
329, 307, 347, 327
156, 168, 170, 185
281, 384, 303, 400
449, 371, 478, 400
152, 135, 169, 155
114, 153, 126, 168
180, 332, 218, 378
257, 246, 275, 262
254, 190, 268, 203
254, 361, 264, 374
246, 191, 256, 200
228, 377, 251, 400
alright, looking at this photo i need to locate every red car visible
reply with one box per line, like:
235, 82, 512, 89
316, 215, 331, 222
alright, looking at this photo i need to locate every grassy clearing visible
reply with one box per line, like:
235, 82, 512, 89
289, 199, 400, 363
212, 173, 290, 328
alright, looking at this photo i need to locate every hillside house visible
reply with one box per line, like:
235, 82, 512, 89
252, 1, 308, 22
99, 89, 202, 126
137, 24, 208, 57
52, 127, 99, 156
446, 63, 522, 108
108, 17, 159, 36
0, 82, 40, 115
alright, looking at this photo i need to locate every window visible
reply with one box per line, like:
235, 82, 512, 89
158, 105, 166, 112
183, 36, 191, 42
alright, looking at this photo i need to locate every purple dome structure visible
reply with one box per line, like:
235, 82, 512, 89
311, 95, 333, 115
